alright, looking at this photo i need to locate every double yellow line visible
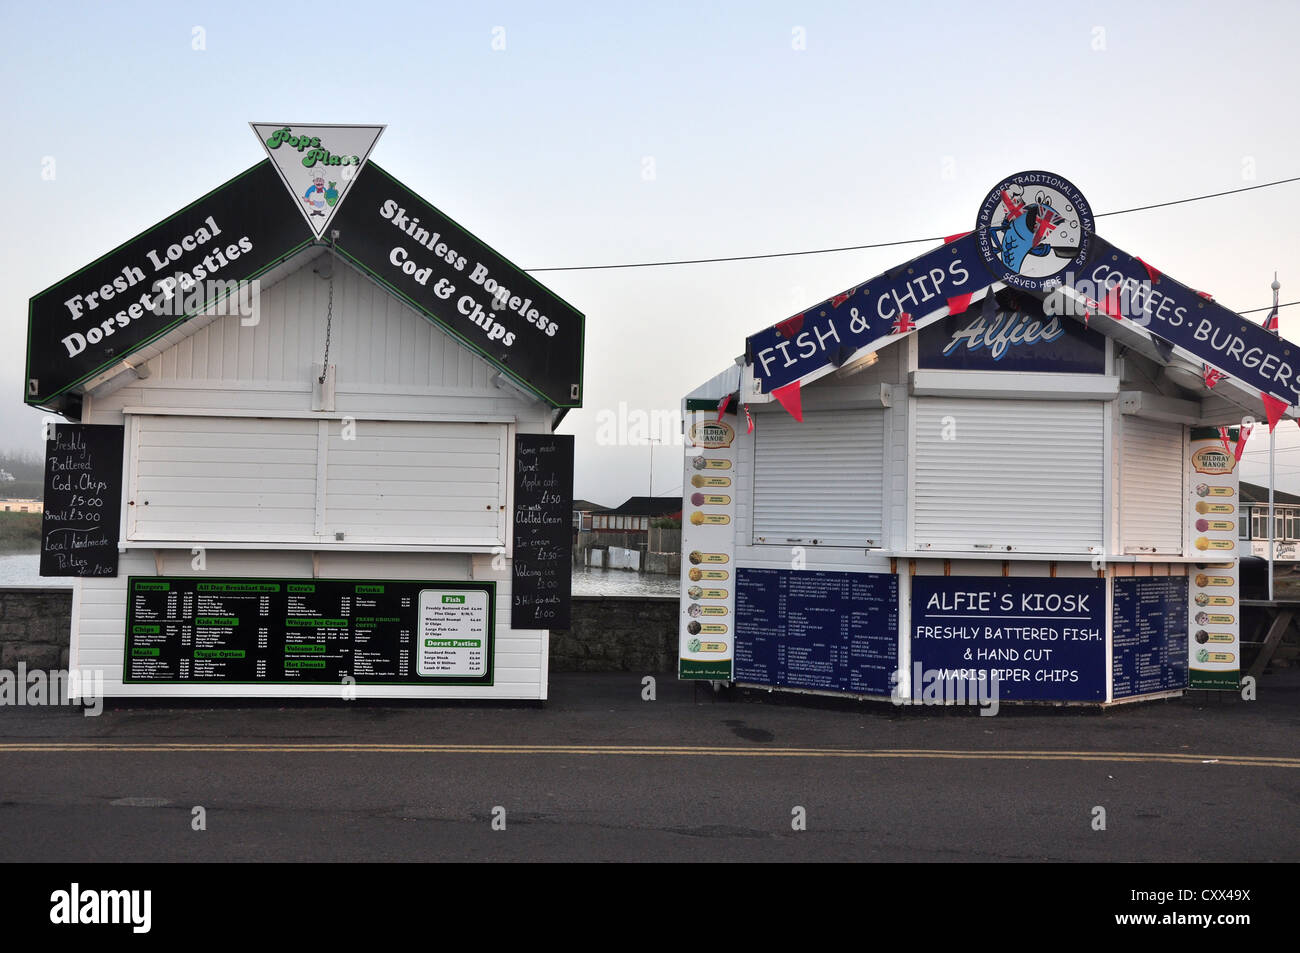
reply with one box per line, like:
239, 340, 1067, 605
0, 742, 1295, 768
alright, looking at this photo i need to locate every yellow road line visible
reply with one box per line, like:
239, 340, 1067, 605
0, 742, 1295, 767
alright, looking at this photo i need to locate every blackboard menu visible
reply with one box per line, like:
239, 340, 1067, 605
735, 569, 898, 696
40, 423, 124, 577
123, 577, 495, 685
511, 434, 573, 629
1112, 577, 1189, 698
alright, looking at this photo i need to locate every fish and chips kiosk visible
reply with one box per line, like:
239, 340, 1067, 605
679, 170, 1293, 705
27, 123, 581, 699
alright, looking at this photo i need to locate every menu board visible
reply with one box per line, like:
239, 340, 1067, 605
910, 576, 1106, 701
40, 423, 124, 577
1187, 428, 1241, 690
511, 434, 573, 629
123, 577, 494, 685
1113, 576, 1189, 698
734, 569, 898, 696
679, 409, 741, 680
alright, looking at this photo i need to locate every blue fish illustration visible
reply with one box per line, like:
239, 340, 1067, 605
990, 201, 1061, 273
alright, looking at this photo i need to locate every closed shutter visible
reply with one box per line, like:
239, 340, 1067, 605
325, 420, 507, 546
914, 398, 1104, 553
1121, 416, 1184, 554
131, 415, 319, 540
752, 409, 884, 547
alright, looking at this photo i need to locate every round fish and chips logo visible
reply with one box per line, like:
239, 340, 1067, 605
975, 171, 1093, 292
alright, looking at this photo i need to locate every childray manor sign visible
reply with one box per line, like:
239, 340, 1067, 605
747, 170, 1299, 420
25, 124, 584, 414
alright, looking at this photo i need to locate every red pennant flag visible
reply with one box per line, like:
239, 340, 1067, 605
771, 380, 803, 422
1136, 257, 1162, 284
716, 393, 732, 421
943, 230, 973, 244
830, 291, 852, 308
1102, 286, 1125, 320
1217, 426, 1233, 455
1235, 424, 1253, 461
947, 292, 974, 316
1262, 392, 1290, 432
775, 314, 804, 339
744, 403, 754, 434
1264, 306, 1280, 334
1203, 364, 1226, 389
1196, 290, 1214, 301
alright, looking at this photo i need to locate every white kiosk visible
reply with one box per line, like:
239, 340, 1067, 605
27, 124, 582, 700
679, 171, 1290, 705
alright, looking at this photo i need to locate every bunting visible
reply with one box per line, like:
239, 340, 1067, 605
1261, 392, 1290, 432
771, 379, 803, 422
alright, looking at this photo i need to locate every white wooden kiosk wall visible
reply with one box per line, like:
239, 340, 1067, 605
73, 253, 554, 699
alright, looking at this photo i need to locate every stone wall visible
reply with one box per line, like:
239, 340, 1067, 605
550, 595, 680, 672
0, 587, 678, 674
0, 587, 72, 670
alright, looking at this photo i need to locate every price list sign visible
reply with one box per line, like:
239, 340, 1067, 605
123, 577, 494, 686
40, 424, 123, 577
1112, 576, 1189, 698
734, 568, 898, 696
511, 434, 574, 629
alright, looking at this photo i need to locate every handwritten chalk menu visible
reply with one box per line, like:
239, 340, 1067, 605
40, 424, 124, 577
511, 435, 573, 629
734, 569, 898, 696
910, 576, 1105, 701
123, 577, 494, 686
1112, 577, 1189, 698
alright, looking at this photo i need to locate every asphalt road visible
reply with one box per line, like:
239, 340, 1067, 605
0, 672, 1297, 862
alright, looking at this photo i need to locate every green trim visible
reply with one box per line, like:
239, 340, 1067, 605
1191, 426, 1238, 440
1189, 669, 1240, 691
685, 398, 734, 412
679, 659, 733, 680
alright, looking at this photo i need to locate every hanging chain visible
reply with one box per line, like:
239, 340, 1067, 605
319, 235, 336, 384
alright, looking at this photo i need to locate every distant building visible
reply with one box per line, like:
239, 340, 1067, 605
590, 496, 683, 535
0, 499, 43, 514
572, 499, 611, 533
1239, 481, 1300, 559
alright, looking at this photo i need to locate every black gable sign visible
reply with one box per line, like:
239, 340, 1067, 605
26, 161, 313, 410
330, 163, 584, 408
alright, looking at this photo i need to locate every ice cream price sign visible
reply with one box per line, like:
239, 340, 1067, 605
1187, 428, 1241, 689
910, 576, 1106, 701
418, 589, 489, 678
679, 405, 741, 679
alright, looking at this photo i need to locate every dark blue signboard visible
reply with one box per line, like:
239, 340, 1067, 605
1112, 577, 1189, 698
917, 301, 1105, 373
745, 233, 992, 393
910, 576, 1106, 702
734, 568, 897, 696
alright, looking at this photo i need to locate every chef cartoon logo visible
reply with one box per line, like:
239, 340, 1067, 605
975, 171, 1093, 292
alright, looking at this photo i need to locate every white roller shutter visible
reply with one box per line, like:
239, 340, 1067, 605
131, 415, 319, 541
324, 420, 507, 546
752, 409, 884, 547
914, 398, 1104, 553
1121, 415, 1184, 554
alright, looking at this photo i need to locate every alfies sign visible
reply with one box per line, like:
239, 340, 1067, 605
917, 293, 1105, 373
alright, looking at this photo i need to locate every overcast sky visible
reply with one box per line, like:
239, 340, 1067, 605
3, 0, 1298, 503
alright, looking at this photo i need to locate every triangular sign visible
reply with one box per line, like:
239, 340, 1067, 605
251, 123, 385, 239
